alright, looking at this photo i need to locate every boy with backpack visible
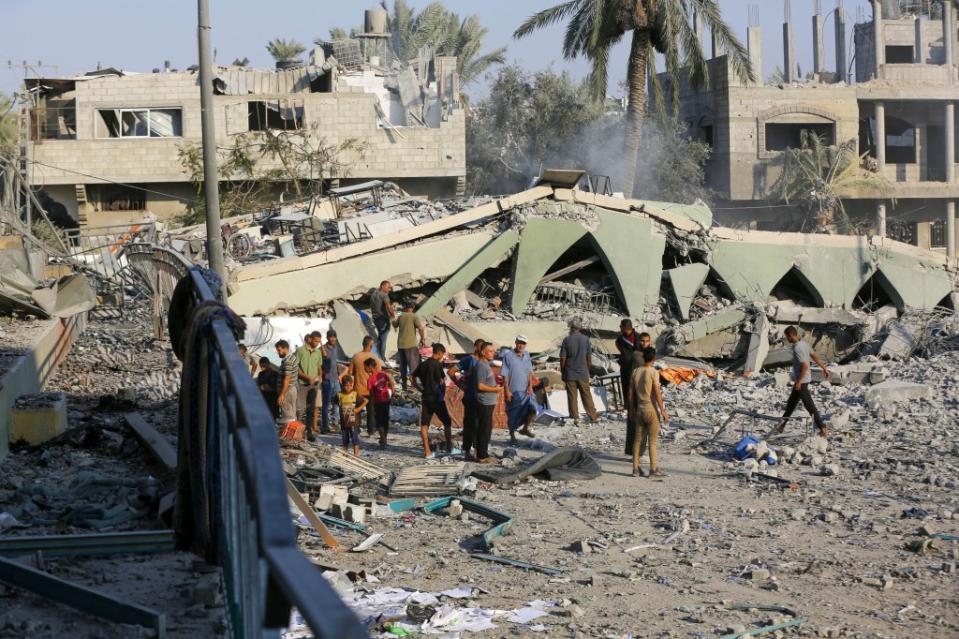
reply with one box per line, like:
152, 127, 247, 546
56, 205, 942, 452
365, 358, 395, 449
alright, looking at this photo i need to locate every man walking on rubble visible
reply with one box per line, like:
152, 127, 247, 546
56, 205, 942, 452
274, 340, 298, 427
296, 331, 324, 442
627, 347, 669, 477
344, 335, 381, 437
501, 335, 537, 445
393, 299, 425, 390
450, 338, 484, 461
560, 318, 599, 425
470, 341, 500, 464
412, 343, 453, 458
776, 326, 830, 437
370, 280, 397, 361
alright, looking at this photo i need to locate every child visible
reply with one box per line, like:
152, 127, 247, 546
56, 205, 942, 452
365, 357, 395, 449
337, 375, 364, 457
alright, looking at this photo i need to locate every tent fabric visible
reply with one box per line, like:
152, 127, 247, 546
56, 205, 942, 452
471, 447, 602, 485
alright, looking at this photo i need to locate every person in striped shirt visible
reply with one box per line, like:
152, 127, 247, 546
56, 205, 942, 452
275, 340, 299, 426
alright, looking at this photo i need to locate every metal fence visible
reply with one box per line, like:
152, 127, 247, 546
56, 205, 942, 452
127, 244, 365, 639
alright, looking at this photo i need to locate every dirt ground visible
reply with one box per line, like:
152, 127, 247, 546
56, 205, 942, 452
290, 353, 959, 639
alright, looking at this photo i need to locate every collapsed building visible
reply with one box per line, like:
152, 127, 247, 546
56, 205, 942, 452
21, 8, 465, 227
206, 173, 958, 378
667, 0, 959, 256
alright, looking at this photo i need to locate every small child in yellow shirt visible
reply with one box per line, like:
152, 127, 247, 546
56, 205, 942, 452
337, 376, 365, 456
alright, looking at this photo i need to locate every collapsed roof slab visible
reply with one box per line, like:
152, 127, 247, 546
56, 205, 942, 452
234, 186, 554, 284
417, 231, 519, 318
229, 232, 495, 315
553, 189, 710, 232
509, 218, 588, 315
590, 208, 665, 318
665, 263, 711, 321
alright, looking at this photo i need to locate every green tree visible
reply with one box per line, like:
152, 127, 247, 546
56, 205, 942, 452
379, 1, 506, 85
770, 131, 891, 234
265, 38, 306, 62
468, 65, 711, 204
515, 0, 753, 197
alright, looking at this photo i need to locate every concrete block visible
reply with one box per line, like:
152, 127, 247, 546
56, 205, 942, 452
10, 392, 68, 445
865, 380, 931, 407
743, 312, 770, 375
344, 504, 366, 524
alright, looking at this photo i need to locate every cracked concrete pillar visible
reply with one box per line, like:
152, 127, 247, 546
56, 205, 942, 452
835, 5, 847, 82
747, 26, 762, 85
877, 201, 887, 238
872, 0, 884, 79
945, 0, 955, 82
783, 20, 795, 82
875, 101, 886, 173
813, 12, 824, 78
915, 15, 923, 64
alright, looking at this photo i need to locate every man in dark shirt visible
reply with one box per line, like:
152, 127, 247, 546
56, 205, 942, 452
449, 338, 484, 460
619, 327, 651, 455
370, 280, 396, 360
256, 356, 279, 417
412, 343, 453, 458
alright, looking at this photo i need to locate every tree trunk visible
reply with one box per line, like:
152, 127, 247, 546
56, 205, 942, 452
622, 28, 650, 198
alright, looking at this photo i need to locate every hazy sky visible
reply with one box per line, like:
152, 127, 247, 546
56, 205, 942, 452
1, 0, 876, 98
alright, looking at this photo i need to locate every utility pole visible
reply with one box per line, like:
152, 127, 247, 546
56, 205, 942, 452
197, 0, 227, 297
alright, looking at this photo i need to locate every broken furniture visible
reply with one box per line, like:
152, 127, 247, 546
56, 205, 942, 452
389, 463, 467, 497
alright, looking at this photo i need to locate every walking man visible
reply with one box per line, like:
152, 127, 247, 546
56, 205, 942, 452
776, 326, 830, 437
449, 338, 484, 461
274, 340, 298, 427
560, 318, 599, 425
319, 330, 341, 434
393, 299, 425, 390
295, 331, 323, 442
501, 335, 537, 445
470, 341, 500, 464
370, 280, 396, 360
627, 347, 669, 477
345, 336, 381, 436
412, 343, 453, 458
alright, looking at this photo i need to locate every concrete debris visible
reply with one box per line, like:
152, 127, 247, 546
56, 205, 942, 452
864, 380, 932, 407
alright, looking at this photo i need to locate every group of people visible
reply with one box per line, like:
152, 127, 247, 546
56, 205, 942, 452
243, 279, 829, 475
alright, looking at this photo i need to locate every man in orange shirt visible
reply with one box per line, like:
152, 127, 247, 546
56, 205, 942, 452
343, 335, 381, 437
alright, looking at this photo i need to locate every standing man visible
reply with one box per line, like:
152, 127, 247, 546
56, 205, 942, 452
449, 338, 484, 461
559, 318, 599, 425
501, 335, 537, 445
319, 329, 342, 435
344, 335, 381, 437
622, 330, 651, 456
370, 281, 396, 361
412, 343, 453, 458
295, 331, 323, 442
470, 342, 500, 464
776, 326, 830, 437
615, 320, 641, 406
274, 340, 298, 427
256, 356, 279, 417
393, 299, 425, 390
627, 347, 669, 477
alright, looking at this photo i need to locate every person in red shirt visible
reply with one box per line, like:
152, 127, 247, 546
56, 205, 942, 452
365, 358, 395, 449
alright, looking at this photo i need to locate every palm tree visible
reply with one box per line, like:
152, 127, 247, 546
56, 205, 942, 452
514, 1, 753, 197
771, 131, 892, 234
265, 38, 306, 63
380, 1, 506, 85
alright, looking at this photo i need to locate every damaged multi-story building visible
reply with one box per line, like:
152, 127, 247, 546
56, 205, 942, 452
20, 8, 465, 227
668, 0, 959, 257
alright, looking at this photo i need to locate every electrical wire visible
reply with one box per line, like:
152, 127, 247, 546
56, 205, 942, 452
25, 159, 196, 204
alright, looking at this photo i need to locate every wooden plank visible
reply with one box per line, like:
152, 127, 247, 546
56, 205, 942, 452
286, 478, 339, 549
432, 308, 492, 344
539, 256, 601, 284
124, 412, 176, 472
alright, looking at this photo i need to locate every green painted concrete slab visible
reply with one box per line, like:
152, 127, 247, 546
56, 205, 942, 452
590, 209, 664, 317
665, 263, 710, 320
877, 259, 954, 310
509, 218, 587, 314
417, 230, 519, 319
639, 199, 713, 229
706, 240, 797, 302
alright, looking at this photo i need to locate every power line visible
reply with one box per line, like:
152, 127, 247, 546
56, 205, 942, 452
26, 159, 196, 204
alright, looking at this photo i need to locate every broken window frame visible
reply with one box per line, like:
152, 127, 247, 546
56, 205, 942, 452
762, 122, 836, 153
247, 100, 304, 132
95, 107, 183, 139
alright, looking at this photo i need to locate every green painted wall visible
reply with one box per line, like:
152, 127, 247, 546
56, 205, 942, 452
590, 209, 664, 317
509, 217, 587, 314
665, 263, 710, 320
